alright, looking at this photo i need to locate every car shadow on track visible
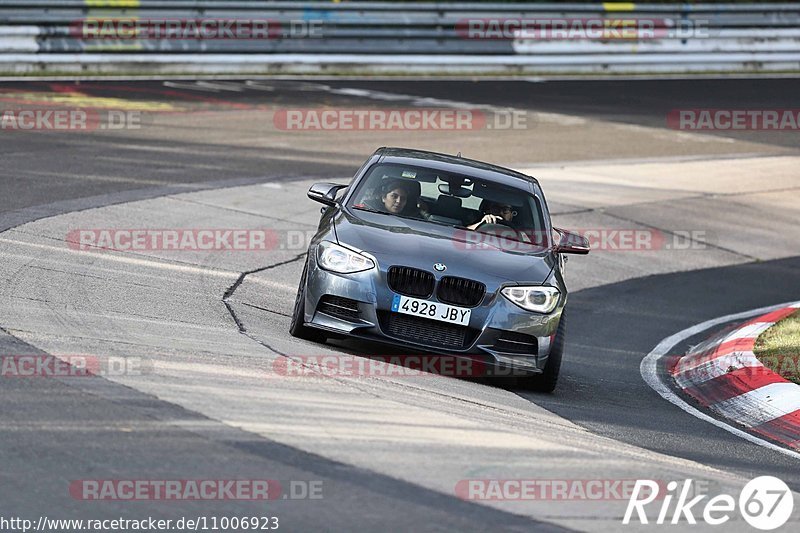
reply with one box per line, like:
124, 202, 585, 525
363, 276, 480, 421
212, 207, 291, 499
322, 335, 531, 391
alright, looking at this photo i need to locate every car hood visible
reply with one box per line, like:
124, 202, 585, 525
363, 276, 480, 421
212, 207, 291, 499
335, 209, 555, 285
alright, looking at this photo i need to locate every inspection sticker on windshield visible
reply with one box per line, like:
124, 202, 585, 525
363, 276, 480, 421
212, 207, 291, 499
391, 294, 471, 326
401, 170, 417, 179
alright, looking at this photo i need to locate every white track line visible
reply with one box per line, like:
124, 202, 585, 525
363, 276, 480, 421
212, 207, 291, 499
640, 301, 800, 460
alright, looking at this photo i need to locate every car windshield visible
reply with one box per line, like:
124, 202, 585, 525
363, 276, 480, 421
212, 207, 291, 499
348, 163, 546, 244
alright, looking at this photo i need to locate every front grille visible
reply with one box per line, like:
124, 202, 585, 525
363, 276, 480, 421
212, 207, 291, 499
379, 312, 477, 350
387, 266, 435, 298
317, 295, 360, 322
436, 276, 486, 307
493, 331, 538, 355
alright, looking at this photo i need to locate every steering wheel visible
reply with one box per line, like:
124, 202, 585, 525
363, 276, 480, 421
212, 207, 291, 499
474, 220, 514, 235
476, 214, 512, 227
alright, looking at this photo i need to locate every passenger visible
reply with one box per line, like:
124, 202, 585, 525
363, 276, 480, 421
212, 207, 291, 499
417, 199, 433, 220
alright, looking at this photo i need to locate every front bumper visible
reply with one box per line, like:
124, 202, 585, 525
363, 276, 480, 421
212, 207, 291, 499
302, 250, 563, 374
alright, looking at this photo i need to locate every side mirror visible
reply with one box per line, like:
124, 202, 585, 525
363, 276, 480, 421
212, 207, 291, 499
553, 228, 590, 254
308, 183, 347, 206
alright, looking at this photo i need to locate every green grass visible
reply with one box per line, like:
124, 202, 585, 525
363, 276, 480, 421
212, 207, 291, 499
754, 310, 800, 385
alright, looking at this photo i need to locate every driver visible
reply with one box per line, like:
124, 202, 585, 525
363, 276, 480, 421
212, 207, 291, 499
467, 200, 516, 230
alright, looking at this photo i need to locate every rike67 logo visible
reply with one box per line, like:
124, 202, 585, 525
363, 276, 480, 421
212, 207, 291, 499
624, 477, 794, 530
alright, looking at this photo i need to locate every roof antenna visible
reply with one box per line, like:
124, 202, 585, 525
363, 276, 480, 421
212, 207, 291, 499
456, 151, 462, 158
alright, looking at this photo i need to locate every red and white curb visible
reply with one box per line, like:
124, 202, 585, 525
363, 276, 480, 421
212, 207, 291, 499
671, 303, 800, 449
641, 301, 800, 459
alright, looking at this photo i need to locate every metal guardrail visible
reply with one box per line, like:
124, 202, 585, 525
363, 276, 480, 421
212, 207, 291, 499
1, 2, 799, 74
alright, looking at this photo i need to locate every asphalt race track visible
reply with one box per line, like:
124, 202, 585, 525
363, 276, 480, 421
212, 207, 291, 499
1, 78, 799, 531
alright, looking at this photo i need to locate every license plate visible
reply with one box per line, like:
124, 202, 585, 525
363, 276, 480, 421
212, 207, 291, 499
391, 294, 471, 326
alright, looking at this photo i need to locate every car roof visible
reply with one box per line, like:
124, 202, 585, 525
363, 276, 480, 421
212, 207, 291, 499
374, 147, 539, 190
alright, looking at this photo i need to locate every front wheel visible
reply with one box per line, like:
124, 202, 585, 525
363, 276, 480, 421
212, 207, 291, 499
521, 311, 565, 393
289, 258, 327, 343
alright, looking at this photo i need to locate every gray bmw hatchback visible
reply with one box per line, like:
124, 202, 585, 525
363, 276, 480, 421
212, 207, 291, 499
290, 147, 589, 391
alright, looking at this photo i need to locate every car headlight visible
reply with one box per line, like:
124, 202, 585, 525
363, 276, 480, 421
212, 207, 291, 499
501, 286, 560, 314
317, 241, 375, 274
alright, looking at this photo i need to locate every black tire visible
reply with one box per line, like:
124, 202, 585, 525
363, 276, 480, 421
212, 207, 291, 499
522, 310, 566, 393
289, 259, 327, 343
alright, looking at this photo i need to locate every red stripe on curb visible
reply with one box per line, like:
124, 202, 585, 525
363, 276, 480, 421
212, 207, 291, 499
750, 409, 800, 450
743, 307, 797, 327
682, 366, 788, 405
